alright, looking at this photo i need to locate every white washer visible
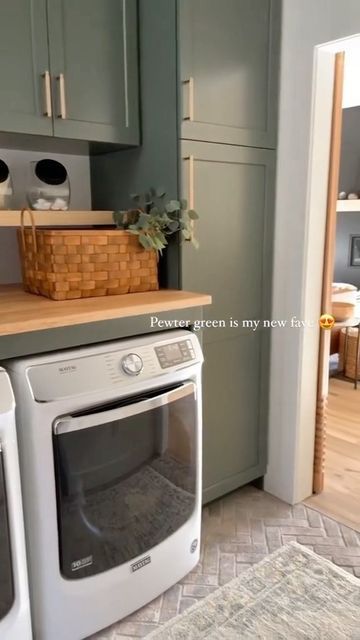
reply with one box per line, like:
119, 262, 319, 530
0, 368, 32, 640
6, 330, 203, 640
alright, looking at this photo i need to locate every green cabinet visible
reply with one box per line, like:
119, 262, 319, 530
179, 0, 280, 149
0, 0, 139, 144
0, 0, 51, 136
47, 0, 139, 144
181, 140, 275, 503
91, 0, 280, 503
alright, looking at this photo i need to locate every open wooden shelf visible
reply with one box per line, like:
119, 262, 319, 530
337, 200, 360, 212
0, 210, 115, 227
0, 285, 212, 336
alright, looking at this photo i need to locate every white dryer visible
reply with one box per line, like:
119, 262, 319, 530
6, 330, 203, 640
0, 368, 32, 640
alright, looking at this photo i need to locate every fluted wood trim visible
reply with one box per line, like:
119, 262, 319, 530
313, 394, 328, 493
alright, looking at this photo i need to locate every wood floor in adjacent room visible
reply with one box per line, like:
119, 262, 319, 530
306, 378, 360, 532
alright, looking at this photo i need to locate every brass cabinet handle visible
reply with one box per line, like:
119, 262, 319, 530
56, 73, 67, 119
42, 71, 52, 118
182, 77, 194, 121
184, 154, 195, 241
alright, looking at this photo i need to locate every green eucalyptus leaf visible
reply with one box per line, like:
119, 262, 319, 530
188, 209, 199, 220
138, 234, 152, 249
167, 220, 179, 232
156, 187, 166, 198
167, 210, 180, 221
156, 230, 168, 245
152, 235, 165, 250
160, 212, 172, 224
166, 200, 180, 213
138, 234, 149, 249
149, 207, 160, 217
180, 199, 187, 210
137, 212, 150, 228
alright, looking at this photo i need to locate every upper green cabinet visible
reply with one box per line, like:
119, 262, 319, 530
47, 0, 139, 144
0, 0, 139, 145
0, 1, 52, 136
179, 0, 281, 149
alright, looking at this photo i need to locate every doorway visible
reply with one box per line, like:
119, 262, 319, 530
305, 45, 360, 531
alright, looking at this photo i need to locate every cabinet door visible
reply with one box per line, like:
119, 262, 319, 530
0, 1, 52, 136
47, 0, 139, 145
181, 140, 275, 502
179, 0, 280, 149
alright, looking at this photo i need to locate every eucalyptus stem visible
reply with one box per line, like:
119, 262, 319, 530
113, 188, 199, 256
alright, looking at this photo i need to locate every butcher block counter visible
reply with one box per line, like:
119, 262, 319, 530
0, 285, 211, 359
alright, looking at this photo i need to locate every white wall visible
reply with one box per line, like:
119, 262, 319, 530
266, 0, 360, 504
0, 150, 91, 284
327, 37, 360, 109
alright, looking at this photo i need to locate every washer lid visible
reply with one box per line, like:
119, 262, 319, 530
0, 369, 14, 414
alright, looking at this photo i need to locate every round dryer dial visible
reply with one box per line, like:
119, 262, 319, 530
121, 353, 143, 376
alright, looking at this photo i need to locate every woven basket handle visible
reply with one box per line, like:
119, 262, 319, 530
20, 208, 40, 295
20, 208, 38, 254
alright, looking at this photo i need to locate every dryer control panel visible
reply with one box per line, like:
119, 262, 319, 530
20, 331, 203, 402
155, 339, 195, 369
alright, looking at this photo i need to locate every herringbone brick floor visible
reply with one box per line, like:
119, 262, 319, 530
91, 485, 360, 639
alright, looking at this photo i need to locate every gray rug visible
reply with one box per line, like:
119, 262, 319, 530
147, 542, 360, 639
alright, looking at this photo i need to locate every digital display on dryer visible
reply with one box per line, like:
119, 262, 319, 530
155, 340, 195, 369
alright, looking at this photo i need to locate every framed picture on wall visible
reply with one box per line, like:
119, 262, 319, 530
350, 236, 360, 266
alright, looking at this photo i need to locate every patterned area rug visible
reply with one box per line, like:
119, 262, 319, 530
147, 542, 360, 639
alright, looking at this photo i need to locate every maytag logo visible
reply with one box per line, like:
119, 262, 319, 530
71, 555, 93, 572
59, 365, 77, 374
131, 555, 151, 573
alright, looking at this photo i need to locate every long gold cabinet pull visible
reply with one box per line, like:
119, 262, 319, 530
42, 71, 52, 118
56, 73, 67, 119
182, 77, 194, 121
183, 155, 195, 242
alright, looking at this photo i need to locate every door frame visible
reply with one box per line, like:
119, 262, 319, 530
313, 52, 345, 494
265, 35, 359, 505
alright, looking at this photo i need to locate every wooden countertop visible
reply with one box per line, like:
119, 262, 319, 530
0, 285, 212, 337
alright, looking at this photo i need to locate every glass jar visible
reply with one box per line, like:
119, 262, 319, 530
27, 159, 70, 211
0, 160, 13, 210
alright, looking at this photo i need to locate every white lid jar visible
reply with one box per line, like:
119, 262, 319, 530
27, 159, 70, 211
0, 160, 13, 210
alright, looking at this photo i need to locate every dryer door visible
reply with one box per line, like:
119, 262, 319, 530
53, 382, 198, 579
0, 445, 14, 620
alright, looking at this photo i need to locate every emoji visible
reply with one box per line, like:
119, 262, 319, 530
319, 314, 335, 330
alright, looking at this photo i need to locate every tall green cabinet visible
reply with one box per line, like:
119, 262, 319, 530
178, 0, 280, 502
91, 0, 281, 504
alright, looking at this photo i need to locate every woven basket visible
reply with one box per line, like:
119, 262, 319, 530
17, 209, 159, 301
339, 327, 360, 379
